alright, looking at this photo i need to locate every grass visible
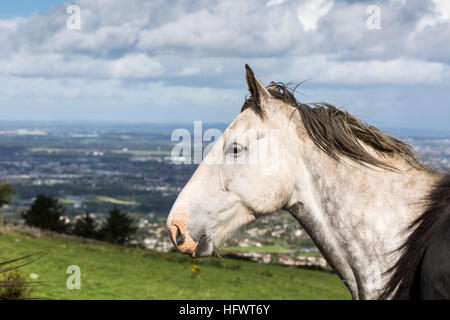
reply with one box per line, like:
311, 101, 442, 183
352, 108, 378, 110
0, 231, 351, 300
221, 245, 294, 253
221, 245, 323, 257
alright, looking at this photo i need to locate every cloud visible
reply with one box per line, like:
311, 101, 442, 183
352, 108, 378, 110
0, 0, 449, 129
295, 0, 334, 32
0, 74, 244, 123
0, 0, 449, 81
267, 0, 286, 7
136, 3, 303, 56
287, 56, 450, 85
0, 52, 163, 79
416, 0, 450, 31
111, 54, 164, 79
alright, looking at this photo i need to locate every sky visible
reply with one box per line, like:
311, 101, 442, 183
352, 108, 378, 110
0, 0, 449, 130
0, 0, 65, 19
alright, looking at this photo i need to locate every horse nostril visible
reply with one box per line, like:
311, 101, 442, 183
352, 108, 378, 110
175, 226, 185, 246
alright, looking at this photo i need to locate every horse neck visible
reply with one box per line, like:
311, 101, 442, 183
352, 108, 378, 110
286, 141, 438, 299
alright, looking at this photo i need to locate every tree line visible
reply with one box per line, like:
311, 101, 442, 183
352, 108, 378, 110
0, 183, 137, 245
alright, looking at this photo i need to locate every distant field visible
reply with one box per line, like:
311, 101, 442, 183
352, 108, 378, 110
29, 148, 89, 154
111, 149, 171, 156
0, 231, 350, 300
92, 196, 137, 206
58, 196, 137, 206
58, 198, 74, 205
29, 148, 172, 156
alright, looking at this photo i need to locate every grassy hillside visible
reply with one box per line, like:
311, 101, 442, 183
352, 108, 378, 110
0, 231, 351, 300
221, 245, 295, 253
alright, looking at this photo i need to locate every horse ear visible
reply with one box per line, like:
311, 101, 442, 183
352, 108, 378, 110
245, 64, 271, 112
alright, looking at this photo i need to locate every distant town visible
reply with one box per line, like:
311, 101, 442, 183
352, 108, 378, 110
1, 122, 449, 270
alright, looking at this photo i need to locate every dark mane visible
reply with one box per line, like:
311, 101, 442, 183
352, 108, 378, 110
241, 82, 427, 171
379, 173, 450, 299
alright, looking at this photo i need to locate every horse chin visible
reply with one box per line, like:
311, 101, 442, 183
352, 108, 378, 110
192, 234, 214, 258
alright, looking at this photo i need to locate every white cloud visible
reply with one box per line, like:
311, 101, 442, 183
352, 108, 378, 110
136, 3, 303, 56
0, 74, 244, 123
0, 53, 163, 80
178, 67, 201, 76
0, 0, 449, 82
296, 0, 334, 32
290, 56, 450, 85
267, 0, 286, 7
111, 54, 164, 79
0, 17, 24, 30
416, 0, 450, 31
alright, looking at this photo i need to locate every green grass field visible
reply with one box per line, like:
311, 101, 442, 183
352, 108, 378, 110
221, 245, 295, 253
221, 245, 323, 257
0, 231, 351, 300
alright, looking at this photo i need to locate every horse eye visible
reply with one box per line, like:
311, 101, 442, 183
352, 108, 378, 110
227, 143, 245, 156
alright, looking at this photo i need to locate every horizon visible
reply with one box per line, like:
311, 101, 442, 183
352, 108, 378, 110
0, 119, 450, 137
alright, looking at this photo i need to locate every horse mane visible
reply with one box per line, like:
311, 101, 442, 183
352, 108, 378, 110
241, 82, 428, 171
379, 173, 450, 299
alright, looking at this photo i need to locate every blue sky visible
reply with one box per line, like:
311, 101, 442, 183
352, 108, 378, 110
0, 0, 449, 130
0, 0, 65, 19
